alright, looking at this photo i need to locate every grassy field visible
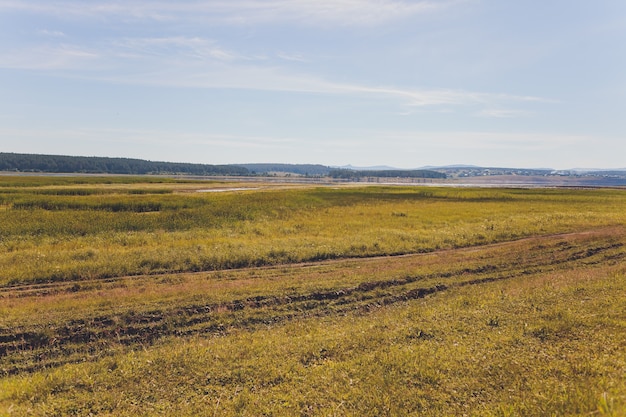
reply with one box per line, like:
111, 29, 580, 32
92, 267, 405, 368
0, 176, 625, 416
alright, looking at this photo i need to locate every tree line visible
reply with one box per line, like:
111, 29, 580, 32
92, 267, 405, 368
0, 153, 448, 179
0, 153, 249, 176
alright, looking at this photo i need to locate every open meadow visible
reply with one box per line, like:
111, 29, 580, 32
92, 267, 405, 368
0, 175, 625, 416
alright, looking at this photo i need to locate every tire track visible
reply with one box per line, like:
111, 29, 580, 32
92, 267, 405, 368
2, 230, 624, 375
1, 227, 621, 298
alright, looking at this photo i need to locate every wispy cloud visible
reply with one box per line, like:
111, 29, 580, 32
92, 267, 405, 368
0, 0, 460, 26
476, 109, 532, 118
1, 44, 100, 70
0, 0, 548, 115
276, 52, 308, 63
331, 84, 550, 107
1, 41, 549, 111
1, 26, 551, 113
0, 36, 246, 70
115, 37, 245, 62
215, 0, 449, 26
0, 127, 300, 151
90, 61, 548, 110
37, 29, 66, 37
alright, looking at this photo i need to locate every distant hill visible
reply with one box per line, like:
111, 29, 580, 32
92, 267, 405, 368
3, 153, 624, 181
334, 164, 400, 171
419, 164, 481, 170
0, 153, 249, 176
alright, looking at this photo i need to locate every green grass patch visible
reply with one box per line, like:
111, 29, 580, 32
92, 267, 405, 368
1, 179, 625, 285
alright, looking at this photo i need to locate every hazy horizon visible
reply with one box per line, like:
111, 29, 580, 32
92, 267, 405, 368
1, 1, 625, 170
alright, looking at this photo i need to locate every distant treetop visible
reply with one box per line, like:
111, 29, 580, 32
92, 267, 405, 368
0, 153, 249, 176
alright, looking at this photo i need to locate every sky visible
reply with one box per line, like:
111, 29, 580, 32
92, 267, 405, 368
1, 1, 625, 169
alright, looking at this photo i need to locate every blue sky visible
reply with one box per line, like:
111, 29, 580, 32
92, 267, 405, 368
1, 1, 625, 169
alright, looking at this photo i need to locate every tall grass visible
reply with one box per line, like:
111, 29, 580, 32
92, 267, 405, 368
1, 179, 625, 285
